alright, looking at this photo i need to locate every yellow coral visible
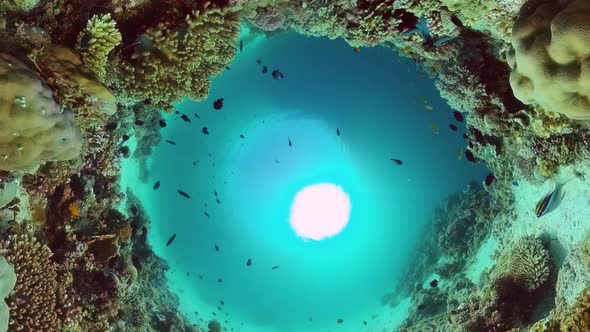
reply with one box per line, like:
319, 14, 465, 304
508, 0, 590, 120
77, 13, 122, 81
530, 109, 573, 138
0, 234, 62, 330
107, 5, 240, 112
538, 159, 558, 178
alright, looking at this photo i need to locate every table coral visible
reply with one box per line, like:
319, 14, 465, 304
0, 53, 83, 173
508, 0, 590, 120
107, 5, 240, 113
77, 13, 122, 81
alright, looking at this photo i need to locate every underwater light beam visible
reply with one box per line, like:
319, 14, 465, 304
289, 183, 351, 241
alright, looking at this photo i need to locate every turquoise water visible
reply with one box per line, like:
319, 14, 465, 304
122, 31, 487, 332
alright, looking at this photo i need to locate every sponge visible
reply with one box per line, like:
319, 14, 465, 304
0, 256, 16, 332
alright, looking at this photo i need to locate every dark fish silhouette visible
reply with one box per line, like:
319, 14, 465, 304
390, 158, 403, 165
122, 134, 130, 142
159, 119, 167, 128
202, 127, 209, 135
204, 211, 210, 218
216, 198, 220, 204
239, 40, 243, 52
275, 159, 279, 164
256, 59, 262, 65
262, 66, 268, 74
177, 190, 190, 199
194, 113, 200, 119
215, 244, 219, 251
337, 319, 343, 324
165, 140, 176, 145
181, 114, 191, 122
105, 122, 117, 131
217, 278, 223, 283
135, 120, 144, 126
272, 70, 284, 80
271, 266, 279, 270
449, 124, 458, 131
453, 111, 464, 122
166, 233, 177, 246
465, 150, 476, 163
430, 279, 439, 288
246, 258, 252, 266
240, 134, 245, 138
220, 300, 225, 305
153, 181, 160, 190
336, 128, 340, 136
484, 173, 495, 186
288, 137, 292, 147
213, 98, 224, 110
214, 190, 218, 197
225, 66, 230, 70
363, 321, 367, 326
143, 98, 152, 105
462, 133, 469, 139
192, 160, 199, 166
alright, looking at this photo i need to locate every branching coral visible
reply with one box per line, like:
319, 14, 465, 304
0, 233, 62, 331
495, 235, 550, 292
0, 53, 83, 172
250, 6, 286, 31
0, 0, 39, 14
107, 5, 240, 112
77, 14, 122, 81
508, 0, 590, 120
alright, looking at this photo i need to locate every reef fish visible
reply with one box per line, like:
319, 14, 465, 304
484, 173, 495, 186
271, 266, 279, 270
153, 181, 160, 190
449, 124, 458, 131
177, 190, 191, 199
262, 66, 268, 74
202, 127, 209, 135
215, 244, 219, 252
390, 158, 403, 165
159, 119, 167, 128
246, 258, 252, 267
166, 233, 177, 246
512, 181, 519, 187
453, 111, 464, 122
430, 279, 438, 288
288, 136, 292, 147
240, 134, 245, 139
213, 98, 224, 110
181, 114, 191, 122
122, 134, 130, 142
354, 47, 361, 52
535, 182, 569, 217
256, 59, 262, 65
204, 211, 210, 218
272, 70, 284, 80
456, 149, 463, 161
464, 150, 476, 163
239, 40, 243, 52
336, 128, 340, 136
337, 319, 343, 324
194, 113, 200, 119
165, 140, 177, 145
105, 122, 118, 131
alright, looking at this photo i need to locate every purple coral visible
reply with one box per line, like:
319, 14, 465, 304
251, 7, 286, 32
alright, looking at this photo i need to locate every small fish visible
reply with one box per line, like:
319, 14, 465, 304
181, 114, 191, 122
239, 40, 243, 52
288, 137, 292, 147
462, 133, 469, 139
337, 318, 343, 324
204, 211, 210, 218
535, 181, 569, 217
214, 190, 218, 197
159, 119, 167, 128
166, 233, 177, 246
165, 140, 177, 145
193, 160, 199, 166
220, 300, 225, 305
430, 279, 438, 288
449, 124, 458, 131
215, 244, 219, 251
353, 47, 361, 52
390, 158, 403, 165
143, 98, 152, 105
429, 122, 439, 134
202, 127, 209, 135
512, 181, 519, 187
240, 134, 245, 139
464, 150, 476, 163
450, 15, 464, 28
177, 190, 191, 199
456, 149, 463, 160
363, 321, 367, 326
336, 128, 340, 136
262, 66, 268, 74
217, 278, 223, 283
225, 66, 230, 70
484, 173, 495, 186
135, 120, 144, 126
216, 198, 220, 204
256, 59, 262, 65
272, 70, 284, 80
122, 134, 130, 142
199, 275, 203, 280
246, 258, 252, 267
425, 105, 433, 110
453, 111, 464, 122
153, 181, 160, 190
271, 266, 279, 270
213, 98, 224, 110
193, 113, 200, 119
309, 317, 312, 322
275, 159, 279, 164
486, 194, 493, 202
105, 122, 118, 131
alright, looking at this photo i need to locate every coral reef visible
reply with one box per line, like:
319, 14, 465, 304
0, 0, 39, 14
77, 13, 122, 81
0, 53, 83, 172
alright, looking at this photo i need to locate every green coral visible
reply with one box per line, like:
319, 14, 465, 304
77, 14, 122, 81
107, 5, 240, 112
0, 0, 39, 13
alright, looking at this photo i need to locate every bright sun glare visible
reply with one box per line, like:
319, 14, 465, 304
289, 183, 351, 240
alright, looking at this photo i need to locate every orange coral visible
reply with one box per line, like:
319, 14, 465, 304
68, 202, 81, 217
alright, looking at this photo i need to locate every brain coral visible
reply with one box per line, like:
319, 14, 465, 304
508, 0, 590, 120
0, 53, 83, 172
497, 235, 550, 291
0, 234, 62, 331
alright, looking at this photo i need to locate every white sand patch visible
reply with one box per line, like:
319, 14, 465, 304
467, 235, 498, 285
